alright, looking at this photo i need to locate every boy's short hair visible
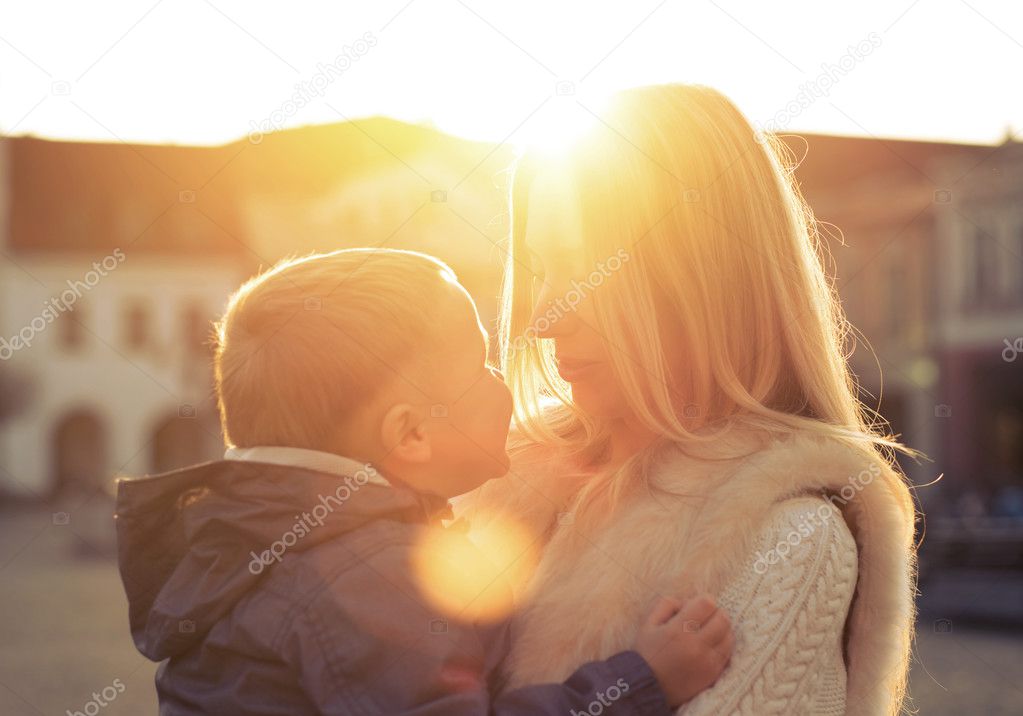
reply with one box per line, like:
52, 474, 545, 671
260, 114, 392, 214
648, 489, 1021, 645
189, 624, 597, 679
214, 248, 459, 451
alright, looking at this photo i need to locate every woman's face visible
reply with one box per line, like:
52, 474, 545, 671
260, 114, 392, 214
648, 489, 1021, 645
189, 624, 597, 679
522, 167, 631, 419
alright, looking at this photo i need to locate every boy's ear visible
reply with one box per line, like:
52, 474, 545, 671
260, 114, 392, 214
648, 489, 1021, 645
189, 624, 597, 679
379, 403, 431, 463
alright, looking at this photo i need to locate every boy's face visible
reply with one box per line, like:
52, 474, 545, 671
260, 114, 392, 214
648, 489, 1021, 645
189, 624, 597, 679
384, 283, 513, 499
428, 284, 514, 496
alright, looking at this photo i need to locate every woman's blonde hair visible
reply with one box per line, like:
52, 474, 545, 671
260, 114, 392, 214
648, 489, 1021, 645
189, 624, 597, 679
500, 83, 924, 516
215, 248, 457, 451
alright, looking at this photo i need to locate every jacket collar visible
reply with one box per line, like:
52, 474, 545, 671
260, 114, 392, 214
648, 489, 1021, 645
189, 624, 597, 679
224, 445, 391, 486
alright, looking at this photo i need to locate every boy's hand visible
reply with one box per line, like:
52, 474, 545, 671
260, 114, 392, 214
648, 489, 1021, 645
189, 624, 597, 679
634, 594, 734, 707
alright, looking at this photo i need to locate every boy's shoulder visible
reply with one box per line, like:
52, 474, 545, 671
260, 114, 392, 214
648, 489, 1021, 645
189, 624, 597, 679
231, 518, 510, 690
240, 514, 428, 614
236, 516, 477, 639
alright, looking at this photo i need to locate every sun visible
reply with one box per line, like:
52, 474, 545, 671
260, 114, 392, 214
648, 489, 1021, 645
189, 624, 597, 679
514, 85, 616, 157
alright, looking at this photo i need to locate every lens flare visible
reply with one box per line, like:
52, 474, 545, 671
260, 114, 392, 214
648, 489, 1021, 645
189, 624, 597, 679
411, 514, 537, 623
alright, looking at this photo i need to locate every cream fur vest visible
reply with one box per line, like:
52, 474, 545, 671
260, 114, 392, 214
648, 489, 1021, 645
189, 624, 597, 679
458, 427, 917, 716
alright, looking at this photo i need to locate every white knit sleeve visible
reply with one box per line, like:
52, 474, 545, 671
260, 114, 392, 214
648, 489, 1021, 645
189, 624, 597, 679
678, 496, 858, 716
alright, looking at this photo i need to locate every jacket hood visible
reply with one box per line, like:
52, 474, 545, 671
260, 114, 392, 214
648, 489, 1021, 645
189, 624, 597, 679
114, 459, 451, 661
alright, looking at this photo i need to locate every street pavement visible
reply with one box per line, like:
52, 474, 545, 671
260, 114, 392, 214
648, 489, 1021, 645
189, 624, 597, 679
1, 501, 1020, 715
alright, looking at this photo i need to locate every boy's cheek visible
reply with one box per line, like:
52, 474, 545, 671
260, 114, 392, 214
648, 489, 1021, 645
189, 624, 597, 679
493, 381, 514, 427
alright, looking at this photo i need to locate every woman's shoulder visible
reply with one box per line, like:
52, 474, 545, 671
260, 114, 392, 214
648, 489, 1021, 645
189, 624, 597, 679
654, 425, 898, 532
656, 425, 870, 598
750, 496, 859, 577
655, 424, 877, 482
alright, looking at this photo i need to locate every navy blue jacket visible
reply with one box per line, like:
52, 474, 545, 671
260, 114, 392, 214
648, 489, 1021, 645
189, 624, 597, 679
115, 460, 673, 715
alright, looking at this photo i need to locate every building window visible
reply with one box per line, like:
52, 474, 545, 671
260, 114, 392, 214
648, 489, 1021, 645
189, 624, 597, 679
182, 304, 210, 355
886, 262, 906, 338
968, 225, 998, 309
124, 301, 149, 350
1016, 221, 1023, 306
58, 304, 86, 352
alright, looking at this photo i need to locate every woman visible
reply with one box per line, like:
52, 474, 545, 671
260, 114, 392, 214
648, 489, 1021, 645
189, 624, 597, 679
459, 84, 920, 715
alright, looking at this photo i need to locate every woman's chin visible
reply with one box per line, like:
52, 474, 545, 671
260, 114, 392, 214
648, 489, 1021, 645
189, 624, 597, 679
569, 384, 627, 419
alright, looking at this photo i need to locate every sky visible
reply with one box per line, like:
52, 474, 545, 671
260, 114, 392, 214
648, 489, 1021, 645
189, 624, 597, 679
1, 0, 1020, 148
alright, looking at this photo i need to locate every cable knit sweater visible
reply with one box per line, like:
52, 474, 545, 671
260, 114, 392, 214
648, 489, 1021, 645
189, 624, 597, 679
455, 427, 916, 716
683, 496, 857, 714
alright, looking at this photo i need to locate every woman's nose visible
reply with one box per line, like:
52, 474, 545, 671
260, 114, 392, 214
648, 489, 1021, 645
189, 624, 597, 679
527, 283, 579, 339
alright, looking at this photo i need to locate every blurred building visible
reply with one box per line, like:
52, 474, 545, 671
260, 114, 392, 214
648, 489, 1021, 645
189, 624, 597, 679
0, 136, 246, 498
788, 132, 1023, 517
0, 120, 513, 499
932, 139, 1023, 519
2, 124, 1019, 510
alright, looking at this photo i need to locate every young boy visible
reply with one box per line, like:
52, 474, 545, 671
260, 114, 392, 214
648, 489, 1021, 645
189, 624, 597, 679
115, 248, 733, 715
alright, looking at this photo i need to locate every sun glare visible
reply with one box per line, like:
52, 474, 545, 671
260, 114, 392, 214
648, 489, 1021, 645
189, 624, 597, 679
411, 513, 537, 623
515, 87, 615, 157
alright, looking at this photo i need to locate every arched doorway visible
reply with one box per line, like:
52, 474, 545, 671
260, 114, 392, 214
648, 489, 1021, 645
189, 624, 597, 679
52, 409, 107, 497
150, 411, 217, 474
